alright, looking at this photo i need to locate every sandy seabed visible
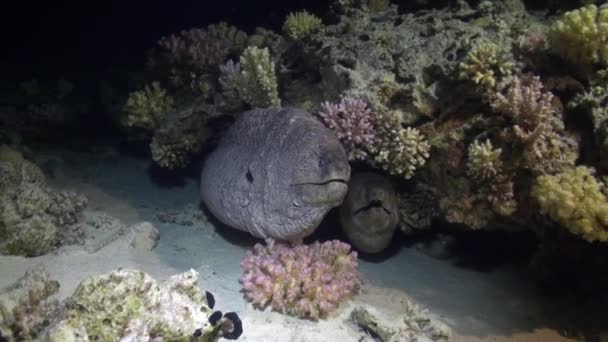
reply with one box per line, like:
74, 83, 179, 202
1, 144, 604, 341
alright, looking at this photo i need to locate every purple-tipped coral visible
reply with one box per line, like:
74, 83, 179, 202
240, 239, 361, 320
318, 97, 375, 160
147, 28, 229, 91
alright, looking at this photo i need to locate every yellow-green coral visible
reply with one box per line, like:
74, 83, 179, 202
531, 166, 608, 242
549, 4, 608, 65
466, 139, 503, 181
150, 131, 200, 170
124, 82, 175, 130
459, 41, 514, 90
237, 46, 281, 108
282, 10, 323, 40
371, 114, 430, 179
207, 21, 247, 54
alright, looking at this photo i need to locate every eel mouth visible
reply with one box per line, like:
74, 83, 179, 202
353, 200, 391, 216
292, 178, 349, 206
292, 178, 348, 186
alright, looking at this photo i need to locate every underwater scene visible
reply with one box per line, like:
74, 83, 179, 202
2, 0, 608, 340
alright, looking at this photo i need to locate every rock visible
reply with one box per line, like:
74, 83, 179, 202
44, 269, 239, 341
0, 265, 63, 340
340, 172, 399, 253
200, 107, 351, 241
350, 304, 452, 342
129, 221, 160, 251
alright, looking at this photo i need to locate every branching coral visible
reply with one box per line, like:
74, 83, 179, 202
569, 68, 608, 168
283, 10, 323, 40
240, 239, 361, 320
549, 4, 608, 65
148, 28, 229, 91
207, 22, 247, 55
317, 97, 376, 160
236, 46, 281, 108
466, 139, 503, 181
492, 75, 578, 175
150, 127, 201, 169
371, 112, 430, 179
459, 41, 515, 91
532, 166, 608, 242
124, 82, 175, 131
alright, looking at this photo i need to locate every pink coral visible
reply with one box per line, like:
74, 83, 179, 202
317, 97, 375, 161
240, 239, 361, 320
147, 28, 229, 91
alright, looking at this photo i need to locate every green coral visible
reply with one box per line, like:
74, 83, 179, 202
150, 128, 201, 169
532, 166, 608, 242
459, 41, 515, 91
124, 82, 175, 130
371, 113, 430, 179
282, 10, 323, 40
237, 46, 281, 108
207, 21, 248, 55
569, 69, 608, 167
53, 269, 220, 341
549, 4, 608, 65
466, 139, 503, 181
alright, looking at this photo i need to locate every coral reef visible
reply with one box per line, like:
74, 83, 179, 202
46, 269, 241, 341
549, 4, 608, 65
532, 166, 608, 242
283, 10, 323, 40
240, 239, 361, 320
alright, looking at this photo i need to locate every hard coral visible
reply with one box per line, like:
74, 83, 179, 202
236, 46, 281, 108
317, 97, 375, 161
466, 139, 503, 181
371, 112, 430, 179
532, 166, 608, 242
492, 75, 577, 175
283, 10, 323, 40
549, 4, 608, 65
149, 28, 229, 91
459, 41, 515, 91
207, 22, 247, 55
240, 239, 361, 320
124, 82, 175, 131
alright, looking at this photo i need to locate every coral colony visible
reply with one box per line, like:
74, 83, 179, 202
240, 239, 361, 320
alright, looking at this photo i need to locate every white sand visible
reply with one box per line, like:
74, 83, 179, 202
1, 147, 601, 341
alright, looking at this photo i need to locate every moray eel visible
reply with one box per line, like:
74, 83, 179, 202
340, 172, 399, 253
200, 107, 351, 241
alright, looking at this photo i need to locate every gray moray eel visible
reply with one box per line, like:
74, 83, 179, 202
340, 172, 399, 253
200, 107, 351, 241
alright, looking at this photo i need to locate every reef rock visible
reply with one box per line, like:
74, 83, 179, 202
200, 107, 350, 240
44, 268, 241, 341
340, 172, 399, 253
